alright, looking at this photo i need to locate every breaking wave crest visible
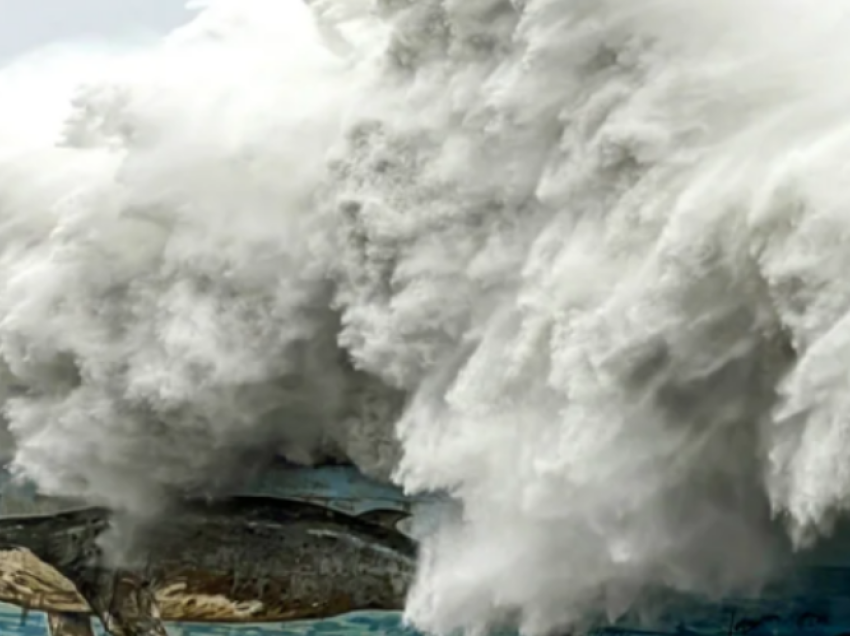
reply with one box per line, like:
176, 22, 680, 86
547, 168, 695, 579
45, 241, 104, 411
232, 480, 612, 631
2, 0, 850, 633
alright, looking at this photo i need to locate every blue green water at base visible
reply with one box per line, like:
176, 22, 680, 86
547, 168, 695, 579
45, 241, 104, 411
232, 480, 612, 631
3, 609, 418, 636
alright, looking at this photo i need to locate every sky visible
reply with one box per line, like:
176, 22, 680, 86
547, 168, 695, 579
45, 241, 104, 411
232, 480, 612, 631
0, 0, 196, 60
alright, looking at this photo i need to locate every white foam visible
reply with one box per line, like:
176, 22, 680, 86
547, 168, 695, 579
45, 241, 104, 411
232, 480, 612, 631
3, 0, 850, 633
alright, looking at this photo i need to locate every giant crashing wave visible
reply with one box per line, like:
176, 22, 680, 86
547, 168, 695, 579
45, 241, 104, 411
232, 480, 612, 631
1, 0, 850, 634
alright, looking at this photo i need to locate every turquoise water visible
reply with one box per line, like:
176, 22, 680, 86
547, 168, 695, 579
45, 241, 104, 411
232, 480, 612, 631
0, 606, 49, 636
5, 592, 850, 636
6, 609, 419, 636
90, 612, 419, 636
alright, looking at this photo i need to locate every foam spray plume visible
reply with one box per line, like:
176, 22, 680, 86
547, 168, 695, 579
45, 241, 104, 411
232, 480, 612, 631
2, 0, 850, 633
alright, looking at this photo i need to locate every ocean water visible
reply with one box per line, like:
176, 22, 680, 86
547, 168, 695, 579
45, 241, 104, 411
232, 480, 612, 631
1, 607, 418, 636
